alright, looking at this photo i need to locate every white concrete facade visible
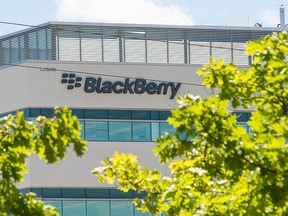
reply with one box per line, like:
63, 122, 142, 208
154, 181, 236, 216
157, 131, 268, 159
1, 60, 206, 189
0, 61, 207, 113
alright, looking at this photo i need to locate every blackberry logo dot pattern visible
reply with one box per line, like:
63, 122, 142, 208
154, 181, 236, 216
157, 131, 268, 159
61, 73, 82, 89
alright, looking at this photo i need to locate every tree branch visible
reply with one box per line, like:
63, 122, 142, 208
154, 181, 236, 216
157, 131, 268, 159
240, 152, 278, 175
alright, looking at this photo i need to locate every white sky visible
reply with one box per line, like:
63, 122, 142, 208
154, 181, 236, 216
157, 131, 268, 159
0, 0, 287, 35
56, 0, 193, 25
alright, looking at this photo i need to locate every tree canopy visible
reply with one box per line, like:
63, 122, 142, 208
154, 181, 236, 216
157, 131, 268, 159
0, 107, 86, 216
92, 31, 288, 215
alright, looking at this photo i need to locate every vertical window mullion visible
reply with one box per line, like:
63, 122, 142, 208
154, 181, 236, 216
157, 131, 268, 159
18, 36, 21, 61
36, 31, 39, 59
131, 121, 134, 141
231, 32, 233, 63
9, 39, 11, 63
150, 122, 152, 141
45, 28, 48, 60
107, 121, 110, 140
101, 34, 104, 62
167, 39, 169, 63
0, 40, 2, 66
145, 35, 147, 63
79, 31, 82, 61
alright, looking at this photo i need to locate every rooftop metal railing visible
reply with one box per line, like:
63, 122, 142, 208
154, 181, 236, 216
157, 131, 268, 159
0, 22, 280, 67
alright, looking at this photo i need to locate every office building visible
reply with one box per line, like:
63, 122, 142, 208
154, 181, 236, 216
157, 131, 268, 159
0, 22, 279, 215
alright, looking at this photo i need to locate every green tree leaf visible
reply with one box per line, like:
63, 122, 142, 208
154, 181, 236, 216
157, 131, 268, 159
0, 106, 86, 216
92, 32, 288, 215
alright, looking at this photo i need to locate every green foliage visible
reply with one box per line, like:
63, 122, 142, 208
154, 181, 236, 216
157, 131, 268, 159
0, 107, 86, 216
92, 31, 288, 215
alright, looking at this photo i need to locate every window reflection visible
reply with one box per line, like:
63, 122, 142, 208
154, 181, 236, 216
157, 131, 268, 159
133, 122, 151, 141
80, 121, 179, 142
111, 201, 133, 216
87, 201, 109, 216
63, 201, 86, 216
32, 119, 250, 142
109, 122, 132, 141
85, 122, 108, 140
160, 122, 174, 137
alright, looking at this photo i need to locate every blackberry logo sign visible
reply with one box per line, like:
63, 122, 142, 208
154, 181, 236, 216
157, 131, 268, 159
61, 73, 82, 89
61, 73, 181, 99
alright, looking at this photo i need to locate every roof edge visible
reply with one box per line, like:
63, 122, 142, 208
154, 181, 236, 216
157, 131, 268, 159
0, 20, 286, 40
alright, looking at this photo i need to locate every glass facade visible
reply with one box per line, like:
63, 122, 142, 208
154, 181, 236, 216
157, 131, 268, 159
0, 108, 252, 142
82, 121, 172, 142
45, 200, 162, 216
87, 201, 109, 216
133, 122, 151, 141
27, 108, 174, 141
21, 188, 163, 216
85, 122, 109, 141
109, 122, 132, 141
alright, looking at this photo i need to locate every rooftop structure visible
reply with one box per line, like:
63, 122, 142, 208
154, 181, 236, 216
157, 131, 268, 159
0, 21, 281, 67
